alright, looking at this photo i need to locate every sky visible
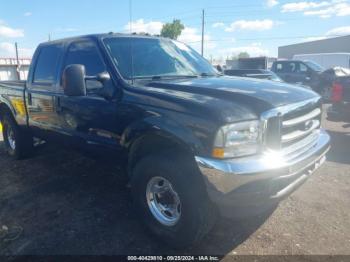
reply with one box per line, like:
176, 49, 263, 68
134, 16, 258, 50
0, 0, 349, 62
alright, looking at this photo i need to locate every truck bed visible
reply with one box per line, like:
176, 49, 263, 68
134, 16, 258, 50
0, 80, 27, 126
0, 80, 26, 89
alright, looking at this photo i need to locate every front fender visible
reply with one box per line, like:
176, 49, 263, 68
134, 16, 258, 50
121, 115, 205, 155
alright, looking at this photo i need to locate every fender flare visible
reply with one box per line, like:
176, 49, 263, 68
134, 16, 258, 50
0, 96, 17, 119
121, 115, 205, 155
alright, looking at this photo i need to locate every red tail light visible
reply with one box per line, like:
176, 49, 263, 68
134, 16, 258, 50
331, 82, 343, 103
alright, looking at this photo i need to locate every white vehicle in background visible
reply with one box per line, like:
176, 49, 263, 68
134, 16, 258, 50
293, 53, 350, 69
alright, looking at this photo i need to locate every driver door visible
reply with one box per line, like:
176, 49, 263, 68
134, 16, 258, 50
56, 40, 121, 150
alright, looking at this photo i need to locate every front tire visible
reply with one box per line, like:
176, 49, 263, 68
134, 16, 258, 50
130, 153, 216, 248
1, 113, 33, 159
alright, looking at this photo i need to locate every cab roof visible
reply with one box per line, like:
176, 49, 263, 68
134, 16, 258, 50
39, 32, 164, 46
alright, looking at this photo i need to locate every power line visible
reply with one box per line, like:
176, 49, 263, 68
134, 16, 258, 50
185, 34, 344, 44
200, 0, 301, 10
129, 0, 133, 33
201, 9, 205, 56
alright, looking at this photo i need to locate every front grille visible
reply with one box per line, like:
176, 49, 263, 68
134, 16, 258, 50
262, 97, 322, 160
281, 107, 321, 146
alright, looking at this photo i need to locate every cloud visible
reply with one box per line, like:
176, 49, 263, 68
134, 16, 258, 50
225, 19, 275, 32
281, 0, 350, 18
178, 27, 202, 43
218, 44, 269, 57
326, 26, 350, 36
303, 36, 328, 41
122, 20, 215, 53
266, 0, 279, 7
212, 22, 225, 28
303, 2, 350, 18
178, 27, 216, 52
281, 1, 330, 12
0, 22, 24, 38
302, 26, 350, 42
0, 42, 14, 55
55, 27, 78, 32
0, 42, 33, 57
123, 19, 163, 35
24, 12, 32, 17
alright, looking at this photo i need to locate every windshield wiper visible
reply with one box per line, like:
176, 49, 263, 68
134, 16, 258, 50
200, 72, 222, 77
133, 75, 199, 81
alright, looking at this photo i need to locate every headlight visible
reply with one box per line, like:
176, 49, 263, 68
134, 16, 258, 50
212, 120, 261, 158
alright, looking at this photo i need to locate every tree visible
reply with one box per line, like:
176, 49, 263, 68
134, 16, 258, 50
238, 52, 250, 59
160, 19, 184, 40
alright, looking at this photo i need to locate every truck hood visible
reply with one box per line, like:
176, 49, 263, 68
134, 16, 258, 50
146, 76, 319, 111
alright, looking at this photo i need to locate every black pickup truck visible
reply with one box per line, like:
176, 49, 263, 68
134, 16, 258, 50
0, 34, 330, 247
271, 60, 349, 99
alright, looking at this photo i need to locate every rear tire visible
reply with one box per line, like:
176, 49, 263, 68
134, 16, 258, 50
130, 152, 216, 248
1, 113, 33, 159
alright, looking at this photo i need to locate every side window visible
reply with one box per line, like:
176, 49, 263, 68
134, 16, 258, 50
299, 63, 308, 73
63, 41, 106, 89
33, 45, 62, 85
284, 62, 296, 73
275, 63, 283, 72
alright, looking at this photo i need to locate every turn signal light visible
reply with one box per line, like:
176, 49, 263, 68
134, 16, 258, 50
212, 148, 225, 158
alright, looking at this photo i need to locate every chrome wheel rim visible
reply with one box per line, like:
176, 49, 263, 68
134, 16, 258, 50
146, 176, 181, 226
6, 125, 16, 150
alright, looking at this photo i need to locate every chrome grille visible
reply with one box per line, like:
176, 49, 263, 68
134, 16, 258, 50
262, 97, 322, 159
281, 107, 321, 144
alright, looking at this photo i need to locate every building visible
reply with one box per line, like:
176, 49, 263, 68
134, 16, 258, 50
0, 58, 31, 81
226, 56, 277, 70
278, 35, 350, 59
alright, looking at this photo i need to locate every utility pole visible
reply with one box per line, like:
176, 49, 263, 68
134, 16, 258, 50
15, 42, 21, 80
201, 9, 205, 57
129, 0, 133, 33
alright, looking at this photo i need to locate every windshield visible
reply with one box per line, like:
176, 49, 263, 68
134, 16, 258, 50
267, 71, 283, 82
304, 61, 324, 72
103, 37, 217, 80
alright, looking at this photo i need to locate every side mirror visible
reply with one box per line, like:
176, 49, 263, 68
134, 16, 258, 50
85, 72, 111, 85
62, 64, 87, 96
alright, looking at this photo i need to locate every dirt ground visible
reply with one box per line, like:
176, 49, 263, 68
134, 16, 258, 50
0, 110, 349, 258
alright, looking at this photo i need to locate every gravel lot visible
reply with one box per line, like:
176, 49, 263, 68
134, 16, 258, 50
0, 110, 349, 257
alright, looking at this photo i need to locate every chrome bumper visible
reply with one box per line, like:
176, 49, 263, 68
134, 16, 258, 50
195, 129, 330, 210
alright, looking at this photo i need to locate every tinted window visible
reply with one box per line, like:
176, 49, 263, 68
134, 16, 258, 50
64, 41, 106, 76
299, 63, 308, 72
33, 45, 62, 84
286, 62, 297, 73
275, 63, 284, 72
304, 61, 324, 72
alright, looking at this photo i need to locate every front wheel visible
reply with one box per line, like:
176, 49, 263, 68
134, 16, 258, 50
1, 113, 33, 159
130, 153, 216, 248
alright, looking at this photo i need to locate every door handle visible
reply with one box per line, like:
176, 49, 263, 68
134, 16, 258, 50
27, 93, 32, 105
55, 96, 62, 112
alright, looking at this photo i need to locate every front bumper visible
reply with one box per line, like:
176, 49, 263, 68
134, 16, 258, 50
195, 129, 330, 216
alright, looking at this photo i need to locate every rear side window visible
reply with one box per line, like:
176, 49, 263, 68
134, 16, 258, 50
33, 45, 62, 84
286, 62, 297, 73
275, 63, 284, 72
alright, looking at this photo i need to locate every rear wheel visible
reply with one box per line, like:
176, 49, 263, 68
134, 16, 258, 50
131, 152, 216, 248
1, 113, 33, 159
